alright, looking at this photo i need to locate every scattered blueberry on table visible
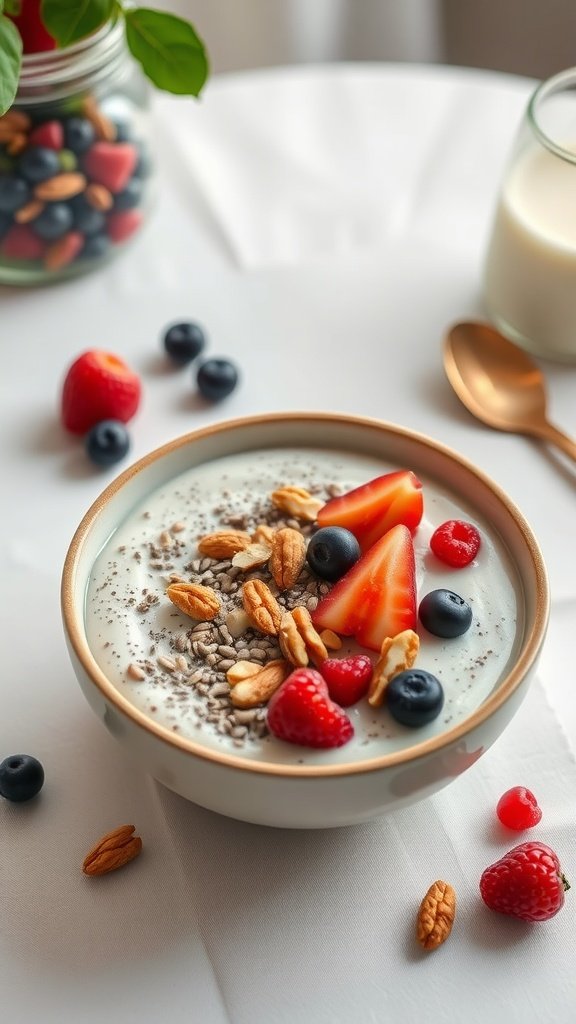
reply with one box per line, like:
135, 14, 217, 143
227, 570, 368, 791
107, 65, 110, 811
0, 754, 45, 802
196, 357, 239, 401
85, 419, 131, 467
163, 321, 206, 364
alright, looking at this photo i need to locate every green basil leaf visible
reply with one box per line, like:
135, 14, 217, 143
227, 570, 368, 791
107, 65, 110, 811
4, 1, 22, 15
0, 13, 22, 115
125, 8, 208, 97
40, 0, 115, 48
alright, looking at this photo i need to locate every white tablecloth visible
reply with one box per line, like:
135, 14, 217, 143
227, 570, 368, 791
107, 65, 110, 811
1, 64, 575, 1024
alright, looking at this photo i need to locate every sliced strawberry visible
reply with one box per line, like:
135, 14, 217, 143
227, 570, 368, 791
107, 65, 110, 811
311, 524, 417, 652
317, 470, 423, 552
267, 668, 354, 748
319, 655, 373, 706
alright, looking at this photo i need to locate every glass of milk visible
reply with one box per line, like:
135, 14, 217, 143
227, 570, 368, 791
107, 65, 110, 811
483, 67, 576, 363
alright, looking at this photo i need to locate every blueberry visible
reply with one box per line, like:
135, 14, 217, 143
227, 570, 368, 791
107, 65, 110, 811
85, 420, 130, 466
132, 144, 152, 179
306, 526, 361, 581
419, 588, 473, 638
196, 358, 239, 400
0, 175, 30, 213
113, 120, 132, 142
33, 202, 74, 240
81, 234, 111, 260
64, 116, 95, 155
163, 321, 206, 364
386, 670, 444, 727
113, 177, 143, 211
71, 198, 105, 235
19, 145, 60, 183
0, 754, 44, 802
0, 211, 11, 239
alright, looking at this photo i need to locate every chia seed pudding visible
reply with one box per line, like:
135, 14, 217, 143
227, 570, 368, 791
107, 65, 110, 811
84, 447, 522, 765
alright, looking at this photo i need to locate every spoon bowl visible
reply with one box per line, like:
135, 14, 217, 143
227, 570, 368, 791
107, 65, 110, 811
444, 321, 576, 461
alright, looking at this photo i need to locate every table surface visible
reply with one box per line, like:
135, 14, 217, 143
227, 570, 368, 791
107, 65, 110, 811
1, 62, 575, 1024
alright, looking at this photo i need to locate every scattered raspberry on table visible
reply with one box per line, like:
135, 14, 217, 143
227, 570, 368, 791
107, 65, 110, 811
480, 841, 570, 922
496, 786, 542, 830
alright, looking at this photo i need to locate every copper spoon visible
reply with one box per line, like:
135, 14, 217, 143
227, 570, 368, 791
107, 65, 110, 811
443, 321, 576, 462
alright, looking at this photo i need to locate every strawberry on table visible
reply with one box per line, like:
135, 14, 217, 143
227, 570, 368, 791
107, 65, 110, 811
61, 349, 142, 434
480, 842, 570, 922
311, 523, 417, 652
267, 668, 354, 748
317, 470, 423, 552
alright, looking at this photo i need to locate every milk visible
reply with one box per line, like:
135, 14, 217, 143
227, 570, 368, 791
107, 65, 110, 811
483, 142, 576, 361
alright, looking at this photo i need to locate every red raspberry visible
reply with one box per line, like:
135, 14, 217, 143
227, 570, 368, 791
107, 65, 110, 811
496, 786, 542, 830
430, 520, 481, 568
267, 668, 354, 748
480, 842, 570, 922
61, 350, 142, 434
319, 655, 373, 706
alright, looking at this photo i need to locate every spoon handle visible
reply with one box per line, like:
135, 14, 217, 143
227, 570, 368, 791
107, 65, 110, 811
538, 421, 576, 463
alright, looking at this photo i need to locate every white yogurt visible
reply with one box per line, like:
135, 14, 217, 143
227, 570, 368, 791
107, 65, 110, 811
85, 448, 521, 765
484, 141, 576, 361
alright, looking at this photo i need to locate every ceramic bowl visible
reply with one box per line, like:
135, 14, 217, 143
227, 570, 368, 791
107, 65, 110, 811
61, 413, 548, 828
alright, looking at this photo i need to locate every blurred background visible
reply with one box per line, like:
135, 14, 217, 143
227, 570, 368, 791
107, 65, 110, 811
160, 0, 576, 80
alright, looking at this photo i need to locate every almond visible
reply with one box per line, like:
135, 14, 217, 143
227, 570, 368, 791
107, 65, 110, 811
82, 824, 142, 876
367, 629, 420, 707
291, 605, 328, 666
85, 182, 114, 211
34, 172, 87, 201
6, 131, 27, 156
231, 541, 272, 571
82, 94, 117, 142
270, 485, 323, 522
252, 523, 276, 545
278, 610, 309, 667
0, 110, 32, 132
242, 579, 283, 635
197, 530, 252, 559
167, 581, 220, 620
229, 659, 290, 708
269, 527, 307, 590
319, 628, 342, 651
226, 660, 262, 686
14, 199, 45, 224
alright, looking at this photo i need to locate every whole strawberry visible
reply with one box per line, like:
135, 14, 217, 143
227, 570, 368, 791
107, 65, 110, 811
480, 842, 570, 922
61, 350, 142, 434
267, 668, 354, 748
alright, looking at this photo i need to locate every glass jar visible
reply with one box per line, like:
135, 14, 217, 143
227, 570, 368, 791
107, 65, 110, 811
0, 19, 154, 285
483, 67, 576, 363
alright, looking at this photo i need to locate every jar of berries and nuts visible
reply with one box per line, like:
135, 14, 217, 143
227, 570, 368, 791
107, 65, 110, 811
0, 19, 154, 284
